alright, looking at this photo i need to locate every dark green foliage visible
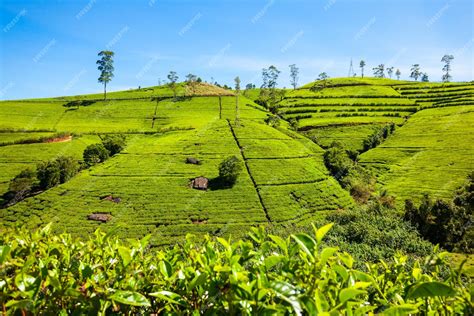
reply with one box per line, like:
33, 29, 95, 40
55, 156, 80, 183
325, 208, 433, 263
36, 160, 61, 189
83, 143, 109, 166
362, 123, 395, 152
62, 100, 95, 108
323, 142, 353, 180
36, 156, 79, 190
264, 114, 280, 127
7, 169, 36, 201
1, 224, 470, 315
324, 142, 376, 203
404, 173, 474, 253
218, 156, 242, 186
288, 118, 299, 131
102, 134, 126, 156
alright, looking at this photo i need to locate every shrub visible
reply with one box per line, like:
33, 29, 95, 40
264, 114, 280, 127
218, 156, 242, 186
37, 156, 79, 190
0, 223, 470, 314
288, 118, 299, 131
404, 174, 473, 253
7, 168, 36, 199
36, 160, 61, 189
83, 143, 109, 166
323, 142, 352, 180
102, 134, 126, 156
55, 156, 79, 183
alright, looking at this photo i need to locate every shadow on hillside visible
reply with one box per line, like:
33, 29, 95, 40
208, 177, 234, 191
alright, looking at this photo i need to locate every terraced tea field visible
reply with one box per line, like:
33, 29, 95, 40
0, 83, 353, 244
0, 79, 472, 243
360, 105, 474, 202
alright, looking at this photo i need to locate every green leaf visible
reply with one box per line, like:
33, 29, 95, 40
319, 247, 338, 266
0, 245, 11, 264
15, 274, 37, 292
270, 280, 302, 316
406, 281, 456, 299
149, 290, 186, 306
189, 271, 208, 291
81, 263, 93, 279
264, 255, 283, 269
383, 304, 419, 315
159, 260, 172, 278
339, 288, 365, 305
352, 270, 376, 284
118, 246, 132, 267
5, 299, 34, 309
217, 237, 231, 252
48, 270, 61, 290
291, 233, 316, 259
315, 223, 333, 244
109, 290, 150, 307
269, 234, 288, 254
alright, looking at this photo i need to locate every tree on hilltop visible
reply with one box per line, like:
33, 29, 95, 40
441, 54, 454, 82
318, 72, 329, 80
260, 65, 281, 111
289, 64, 299, 89
167, 71, 179, 99
185, 73, 198, 96
410, 64, 421, 81
372, 64, 385, 78
359, 60, 366, 78
96, 51, 114, 100
387, 67, 394, 79
421, 73, 429, 82
234, 76, 241, 125
395, 69, 401, 80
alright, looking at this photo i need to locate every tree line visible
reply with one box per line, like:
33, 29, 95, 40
96, 50, 457, 100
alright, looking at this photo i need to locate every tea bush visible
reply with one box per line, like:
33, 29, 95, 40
0, 223, 471, 315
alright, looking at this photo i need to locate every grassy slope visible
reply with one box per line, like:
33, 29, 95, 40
0, 83, 352, 244
359, 105, 474, 202
0, 78, 472, 242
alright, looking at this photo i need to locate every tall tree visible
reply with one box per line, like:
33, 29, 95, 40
359, 60, 366, 78
96, 51, 114, 100
395, 69, 401, 80
234, 76, 241, 125
372, 64, 385, 78
185, 74, 198, 96
289, 64, 299, 89
318, 72, 329, 80
421, 73, 429, 82
167, 71, 179, 99
410, 64, 421, 81
441, 54, 454, 82
387, 67, 394, 79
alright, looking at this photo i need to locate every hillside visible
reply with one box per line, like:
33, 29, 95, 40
0, 82, 352, 245
0, 78, 472, 244
278, 77, 474, 202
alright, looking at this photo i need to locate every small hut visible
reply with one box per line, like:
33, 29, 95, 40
87, 213, 112, 223
186, 157, 201, 165
191, 176, 209, 190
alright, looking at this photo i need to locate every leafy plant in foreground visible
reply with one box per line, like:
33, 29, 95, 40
0, 224, 472, 314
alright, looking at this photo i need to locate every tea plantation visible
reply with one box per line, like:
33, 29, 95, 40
0, 78, 472, 245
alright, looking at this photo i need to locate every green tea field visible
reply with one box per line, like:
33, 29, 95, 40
0, 79, 472, 245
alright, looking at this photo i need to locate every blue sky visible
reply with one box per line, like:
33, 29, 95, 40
0, 0, 472, 99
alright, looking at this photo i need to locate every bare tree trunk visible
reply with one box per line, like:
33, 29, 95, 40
219, 96, 222, 119
104, 82, 107, 100
235, 94, 239, 126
